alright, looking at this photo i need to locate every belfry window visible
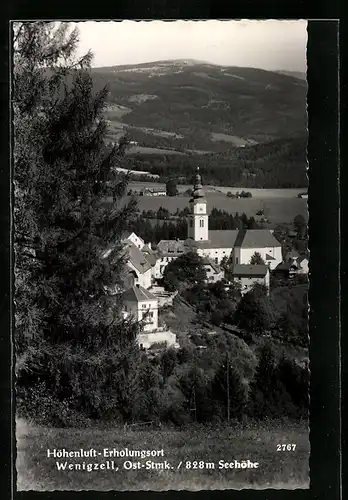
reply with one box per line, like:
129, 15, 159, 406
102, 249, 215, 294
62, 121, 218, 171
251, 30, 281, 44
200, 219, 204, 228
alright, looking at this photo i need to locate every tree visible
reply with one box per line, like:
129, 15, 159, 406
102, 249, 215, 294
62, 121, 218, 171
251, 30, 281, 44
162, 252, 207, 292
234, 289, 270, 334
14, 22, 141, 424
293, 214, 307, 238
250, 251, 266, 265
166, 178, 178, 196
211, 358, 249, 421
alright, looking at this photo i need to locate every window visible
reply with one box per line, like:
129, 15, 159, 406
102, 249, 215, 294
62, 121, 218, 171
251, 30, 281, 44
142, 304, 147, 309
236, 257, 239, 264
215, 258, 218, 264
190, 219, 193, 227
200, 219, 204, 227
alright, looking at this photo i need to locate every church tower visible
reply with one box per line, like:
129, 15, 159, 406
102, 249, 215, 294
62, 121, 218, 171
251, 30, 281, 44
187, 167, 209, 241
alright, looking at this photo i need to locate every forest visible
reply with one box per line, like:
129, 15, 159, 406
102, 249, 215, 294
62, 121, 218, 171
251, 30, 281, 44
120, 135, 308, 188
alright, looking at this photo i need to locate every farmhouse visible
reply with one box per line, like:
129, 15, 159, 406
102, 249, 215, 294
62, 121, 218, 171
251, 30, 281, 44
140, 187, 167, 196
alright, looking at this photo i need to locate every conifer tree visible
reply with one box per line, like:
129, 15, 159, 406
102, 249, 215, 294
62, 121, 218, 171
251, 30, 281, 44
13, 22, 140, 424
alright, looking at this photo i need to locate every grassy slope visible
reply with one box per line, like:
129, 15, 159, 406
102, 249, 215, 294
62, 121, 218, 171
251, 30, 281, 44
16, 418, 309, 491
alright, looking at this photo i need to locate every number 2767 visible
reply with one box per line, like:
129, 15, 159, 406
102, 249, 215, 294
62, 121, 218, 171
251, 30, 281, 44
277, 444, 296, 451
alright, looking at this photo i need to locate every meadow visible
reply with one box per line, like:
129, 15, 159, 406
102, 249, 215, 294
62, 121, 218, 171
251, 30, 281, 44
128, 182, 305, 198
16, 418, 309, 491
124, 192, 308, 227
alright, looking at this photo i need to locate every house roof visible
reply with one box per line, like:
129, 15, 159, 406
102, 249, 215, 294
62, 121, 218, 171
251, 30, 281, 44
142, 249, 157, 267
232, 264, 268, 277
158, 239, 186, 256
123, 284, 157, 303
235, 229, 281, 249
127, 242, 152, 273
275, 262, 291, 272
123, 231, 145, 245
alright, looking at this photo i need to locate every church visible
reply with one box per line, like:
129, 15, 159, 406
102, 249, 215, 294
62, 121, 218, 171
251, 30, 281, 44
156, 167, 283, 277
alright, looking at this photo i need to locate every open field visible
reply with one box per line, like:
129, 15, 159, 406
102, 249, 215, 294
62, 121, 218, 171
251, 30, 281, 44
16, 418, 309, 491
127, 183, 306, 198
123, 194, 308, 226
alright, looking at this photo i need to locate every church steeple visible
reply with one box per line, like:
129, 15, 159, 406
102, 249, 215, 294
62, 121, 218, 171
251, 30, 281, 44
192, 167, 205, 200
187, 167, 209, 241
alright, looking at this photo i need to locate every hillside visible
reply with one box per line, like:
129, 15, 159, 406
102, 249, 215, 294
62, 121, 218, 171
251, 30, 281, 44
90, 60, 308, 188
92, 61, 307, 150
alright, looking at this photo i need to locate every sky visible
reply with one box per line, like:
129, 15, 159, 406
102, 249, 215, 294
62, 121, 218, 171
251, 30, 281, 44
74, 20, 307, 72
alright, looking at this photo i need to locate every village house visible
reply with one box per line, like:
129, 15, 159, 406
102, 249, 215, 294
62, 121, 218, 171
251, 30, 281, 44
124, 241, 153, 290
231, 264, 270, 294
274, 250, 309, 279
286, 250, 309, 275
123, 284, 179, 349
140, 187, 167, 197
202, 258, 224, 283
123, 231, 145, 249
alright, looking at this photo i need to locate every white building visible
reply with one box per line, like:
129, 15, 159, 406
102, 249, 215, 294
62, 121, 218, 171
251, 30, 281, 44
124, 284, 158, 332
285, 250, 309, 275
123, 284, 179, 349
124, 231, 145, 250
231, 264, 270, 294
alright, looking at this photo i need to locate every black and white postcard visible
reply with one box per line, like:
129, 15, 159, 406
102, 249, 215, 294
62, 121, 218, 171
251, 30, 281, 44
13, 19, 315, 491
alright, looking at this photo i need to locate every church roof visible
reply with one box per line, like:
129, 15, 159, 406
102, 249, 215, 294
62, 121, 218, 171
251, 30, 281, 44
123, 284, 157, 303
232, 264, 268, 277
185, 230, 239, 250
235, 229, 281, 249
141, 244, 157, 266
